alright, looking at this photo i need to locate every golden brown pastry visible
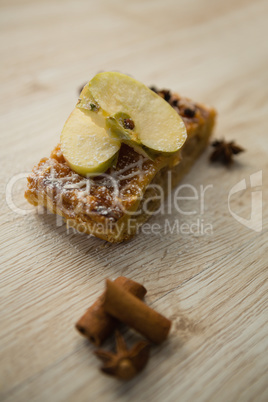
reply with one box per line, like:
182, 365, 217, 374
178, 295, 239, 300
25, 89, 216, 242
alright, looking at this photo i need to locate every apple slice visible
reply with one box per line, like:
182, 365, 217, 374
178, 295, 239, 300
106, 113, 157, 159
80, 72, 187, 154
60, 108, 120, 176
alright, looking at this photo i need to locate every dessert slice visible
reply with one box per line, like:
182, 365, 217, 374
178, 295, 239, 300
25, 77, 216, 242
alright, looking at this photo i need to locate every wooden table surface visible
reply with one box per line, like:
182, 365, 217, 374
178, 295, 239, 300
1, 0, 267, 401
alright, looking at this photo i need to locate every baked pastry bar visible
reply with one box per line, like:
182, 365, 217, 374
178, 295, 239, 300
25, 89, 216, 242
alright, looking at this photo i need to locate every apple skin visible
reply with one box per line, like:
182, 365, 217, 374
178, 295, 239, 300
64, 152, 119, 177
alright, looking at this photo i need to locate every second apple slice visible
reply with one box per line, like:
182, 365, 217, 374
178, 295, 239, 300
60, 108, 120, 176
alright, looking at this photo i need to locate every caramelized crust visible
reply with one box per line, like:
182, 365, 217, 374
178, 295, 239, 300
25, 91, 216, 242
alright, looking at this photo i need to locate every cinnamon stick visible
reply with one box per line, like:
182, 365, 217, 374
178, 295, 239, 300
75, 277, 147, 346
103, 280, 171, 344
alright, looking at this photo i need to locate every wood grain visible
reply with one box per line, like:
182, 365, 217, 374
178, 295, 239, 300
0, 0, 267, 401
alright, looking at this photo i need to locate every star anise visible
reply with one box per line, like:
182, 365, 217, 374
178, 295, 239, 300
210, 139, 245, 166
94, 331, 151, 380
